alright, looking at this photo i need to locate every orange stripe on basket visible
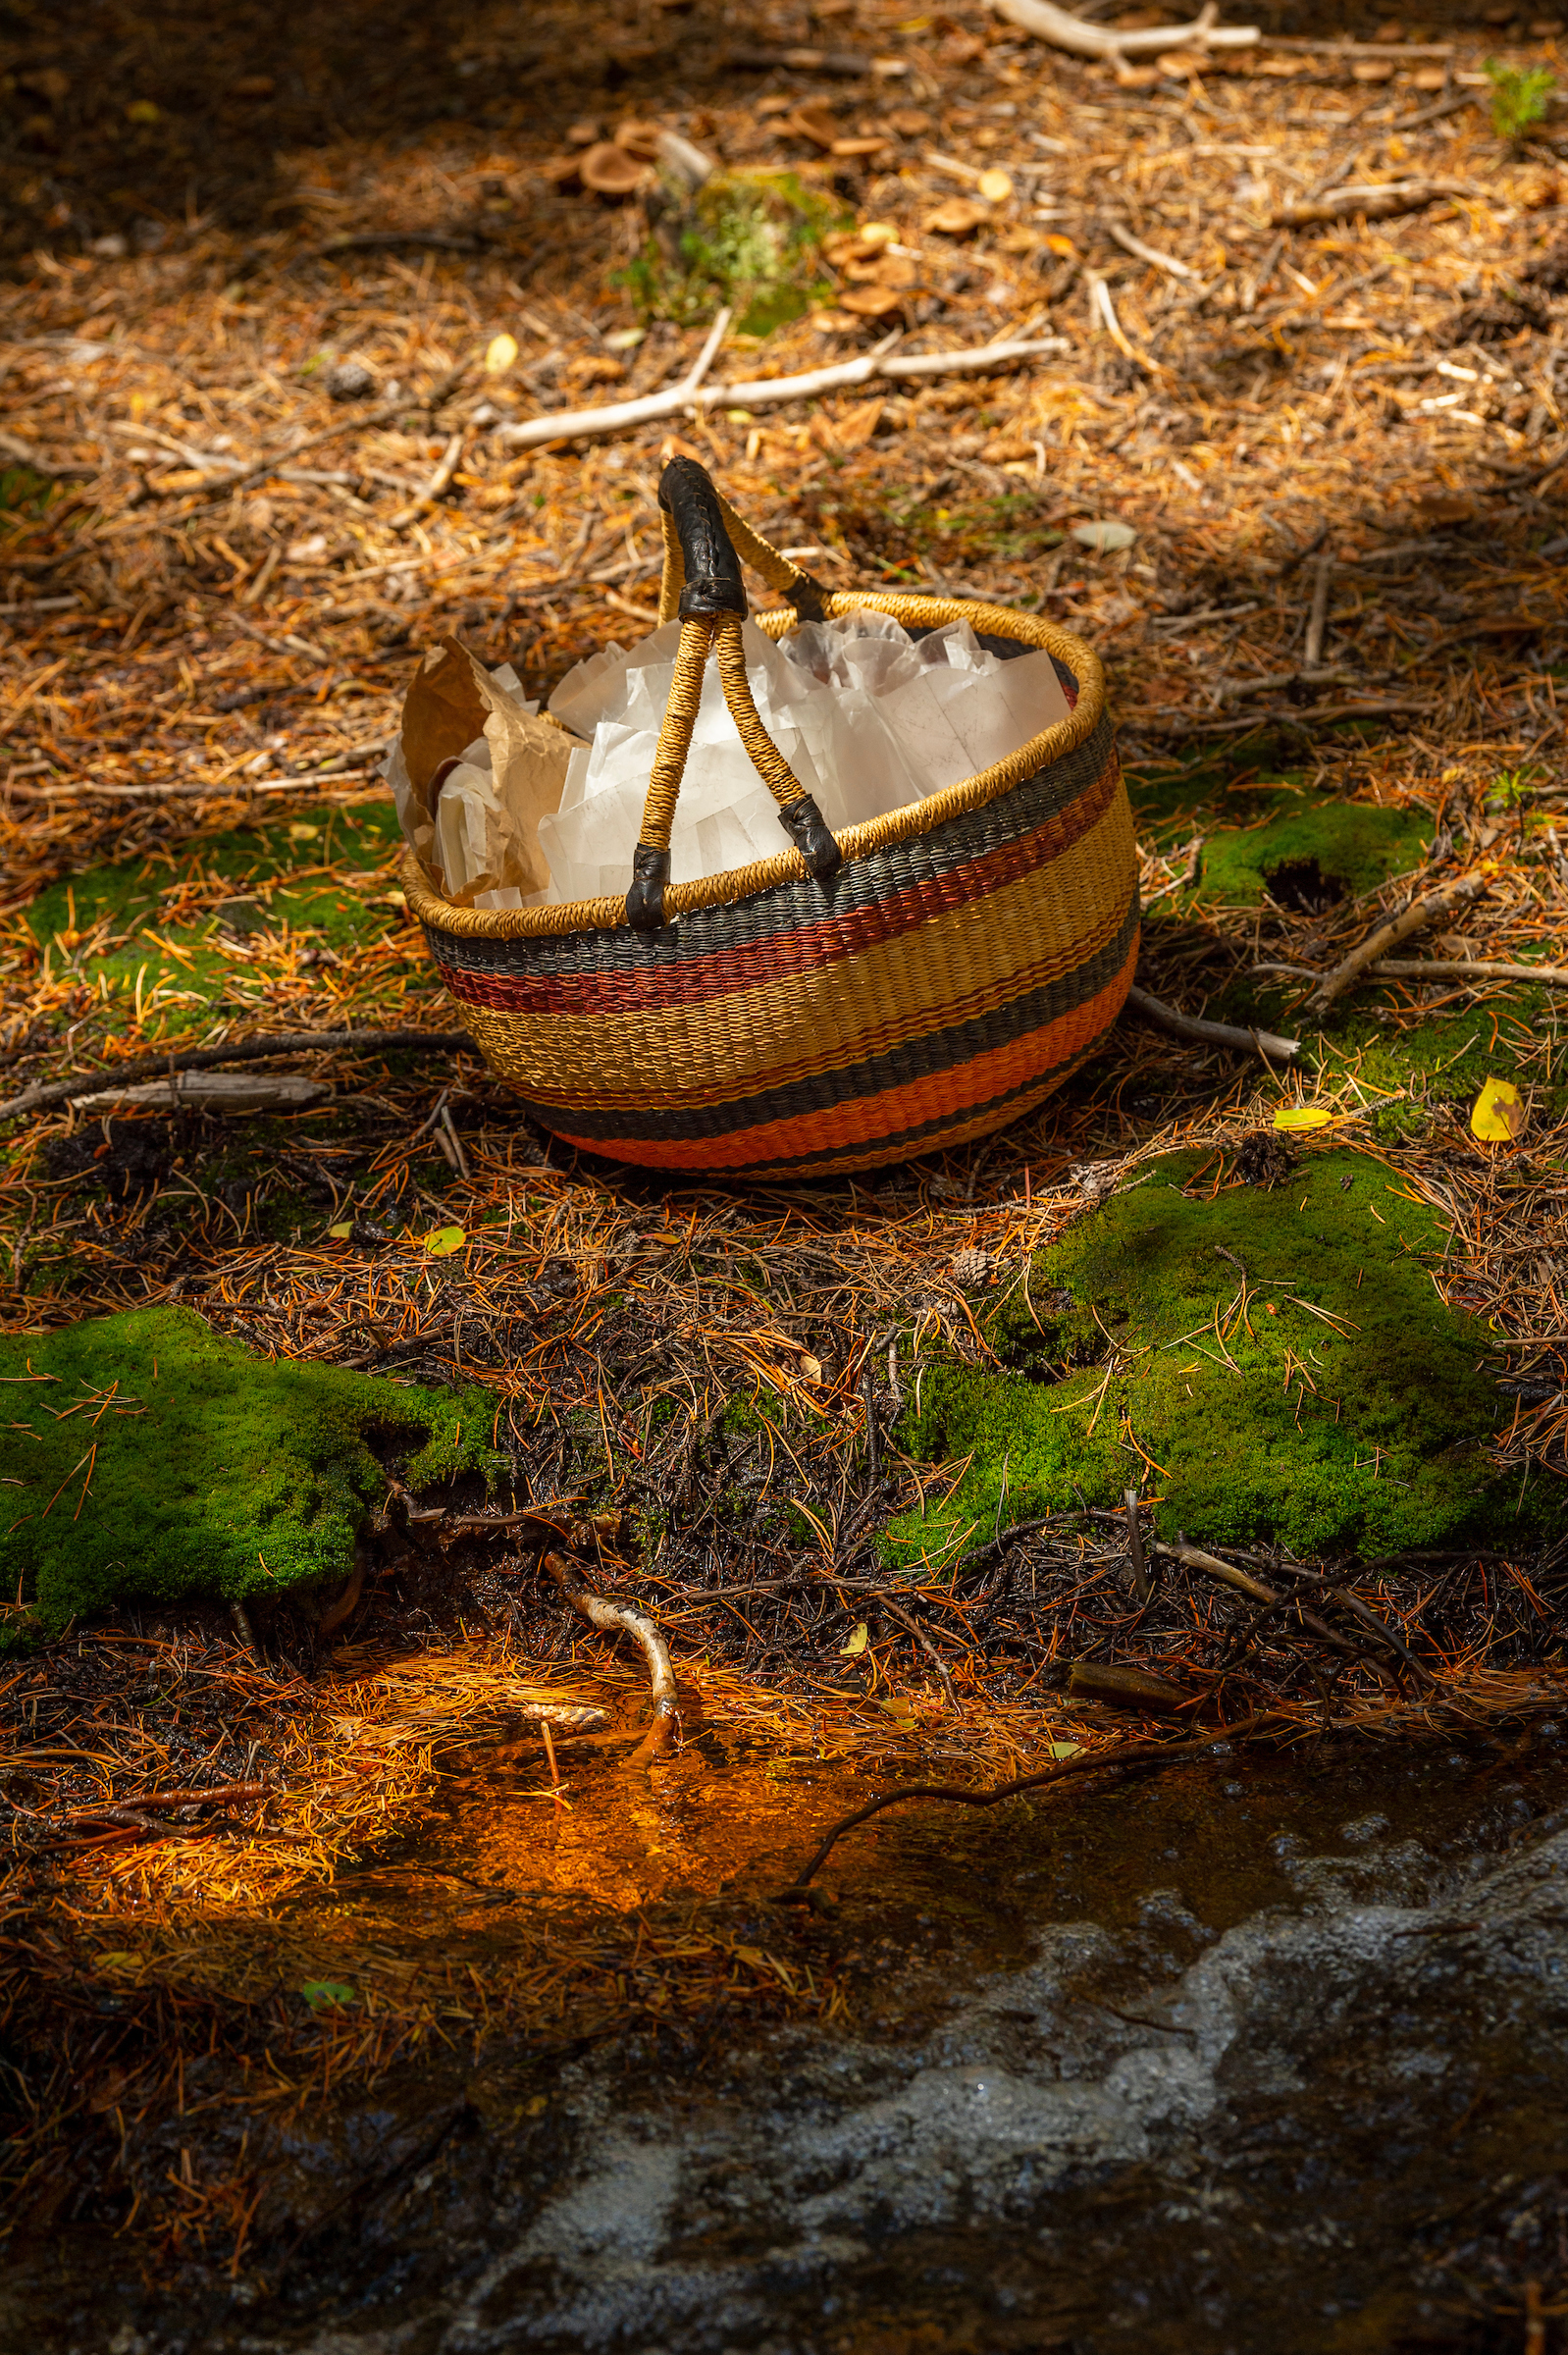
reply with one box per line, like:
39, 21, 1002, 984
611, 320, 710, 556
551, 935, 1138, 1172
437, 746, 1124, 1021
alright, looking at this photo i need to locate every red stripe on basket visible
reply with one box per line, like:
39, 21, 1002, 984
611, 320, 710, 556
436, 749, 1123, 1020
548, 936, 1137, 1172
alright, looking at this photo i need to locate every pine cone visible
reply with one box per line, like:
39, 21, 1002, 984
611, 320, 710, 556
950, 1245, 990, 1288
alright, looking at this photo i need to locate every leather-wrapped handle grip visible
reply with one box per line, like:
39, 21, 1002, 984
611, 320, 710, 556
658, 456, 748, 621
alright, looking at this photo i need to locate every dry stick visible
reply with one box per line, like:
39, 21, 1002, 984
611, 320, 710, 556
1156, 1539, 1432, 1681
542, 1550, 677, 1768
70, 1781, 271, 1817
1307, 869, 1490, 1015
1124, 983, 1300, 1065
0, 1028, 476, 1125
1154, 1537, 1273, 1602
877, 1593, 961, 1712
390, 430, 464, 530
1365, 957, 1568, 986
1107, 222, 1197, 283
989, 0, 1260, 58
1303, 549, 1333, 673
1124, 1486, 1150, 1606
777, 1712, 1296, 1893
1272, 182, 1466, 230
495, 337, 1069, 453
1388, 88, 1481, 133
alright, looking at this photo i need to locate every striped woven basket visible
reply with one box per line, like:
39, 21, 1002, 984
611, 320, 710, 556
402, 459, 1137, 1180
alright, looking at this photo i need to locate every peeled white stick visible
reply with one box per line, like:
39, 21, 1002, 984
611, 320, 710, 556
990, 0, 1259, 54
1107, 222, 1197, 282
679, 304, 732, 395
543, 1550, 678, 1767
497, 336, 1070, 452
1124, 984, 1299, 1065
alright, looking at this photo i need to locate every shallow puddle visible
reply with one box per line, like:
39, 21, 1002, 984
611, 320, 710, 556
11, 1692, 1568, 2354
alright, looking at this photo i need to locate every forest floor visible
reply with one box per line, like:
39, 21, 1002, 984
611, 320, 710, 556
3, 0, 1568, 2304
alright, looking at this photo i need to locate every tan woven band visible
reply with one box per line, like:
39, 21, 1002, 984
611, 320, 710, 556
712, 615, 810, 810
637, 616, 712, 853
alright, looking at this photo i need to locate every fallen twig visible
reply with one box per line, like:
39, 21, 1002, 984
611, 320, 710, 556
0, 1029, 476, 1125
776, 1711, 1293, 1892
878, 1593, 961, 1712
390, 429, 465, 529
69, 1782, 271, 1817
1307, 869, 1490, 1016
543, 1550, 678, 1766
68, 1073, 331, 1116
1107, 222, 1197, 282
1272, 181, 1466, 230
989, 0, 1259, 59
1124, 984, 1299, 1065
1364, 958, 1568, 986
496, 336, 1069, 452
1155, 1540, 1432, 1680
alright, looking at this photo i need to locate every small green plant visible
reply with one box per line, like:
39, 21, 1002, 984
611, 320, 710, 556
0, 463, 53, 526
1490, 763, 1542, 811
618, 170, 845, 333
1485, 57, 1556, 143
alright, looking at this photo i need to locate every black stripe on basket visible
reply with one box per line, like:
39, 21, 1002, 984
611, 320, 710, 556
425, 709, 1116, 984
522, 882, 1140, 1147
665, 1038, 1102, 1180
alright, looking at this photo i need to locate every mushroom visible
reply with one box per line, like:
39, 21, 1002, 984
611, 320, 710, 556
580, 141, 652, 196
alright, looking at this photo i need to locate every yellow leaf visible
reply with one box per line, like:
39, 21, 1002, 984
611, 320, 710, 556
1471, 1075, 1525, 1142
878, 1697, 915, 1721
1274, 1106, 1333, 1132
799, 1352, 823, 1384
1049, 1741, 1082, 1759
424, 1225, 467, 1257
328, 1222, 353, 1240
287, 821, 320, 840
841, 1621, 869, 1656
1043, 233, 1076, 256
486, 332, 519, 375
977, 168, 1015, 204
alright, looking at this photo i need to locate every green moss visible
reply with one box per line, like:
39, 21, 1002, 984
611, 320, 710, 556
0, 1307, 506, 1644
1124, 757, 1432, 913
1185, 788, 1433, 912
620, 171, 844, 331
21, 805, 416, 1041
888, 1148, 1553, 1571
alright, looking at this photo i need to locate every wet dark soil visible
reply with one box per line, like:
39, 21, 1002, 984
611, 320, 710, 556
7, 1717, 1568, 2354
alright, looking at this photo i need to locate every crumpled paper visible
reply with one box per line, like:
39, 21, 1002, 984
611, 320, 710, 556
386, 636, 581, 907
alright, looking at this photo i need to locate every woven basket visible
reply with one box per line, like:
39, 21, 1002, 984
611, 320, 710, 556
402, 459, 1137, 1180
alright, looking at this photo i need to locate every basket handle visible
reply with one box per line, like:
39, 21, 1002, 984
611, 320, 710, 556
625, 457, 843, 932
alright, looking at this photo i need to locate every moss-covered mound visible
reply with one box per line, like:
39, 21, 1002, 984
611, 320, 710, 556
889, 1148, 1552, 1571
1186, 788, 1432, 911
1, 1307, 505, 1641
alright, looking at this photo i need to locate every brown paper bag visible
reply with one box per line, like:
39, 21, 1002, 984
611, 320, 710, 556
387, 636, 580, 902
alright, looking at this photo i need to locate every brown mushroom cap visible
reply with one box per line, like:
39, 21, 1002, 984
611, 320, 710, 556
580, 141, 651, 196
612, 118, 661, 160
923, 197, 991, 236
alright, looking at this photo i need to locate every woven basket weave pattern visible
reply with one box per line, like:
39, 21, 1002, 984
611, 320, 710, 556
406, 572, 1137, 1178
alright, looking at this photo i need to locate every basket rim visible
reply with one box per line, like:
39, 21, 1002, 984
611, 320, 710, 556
402, 590, 1106, 942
